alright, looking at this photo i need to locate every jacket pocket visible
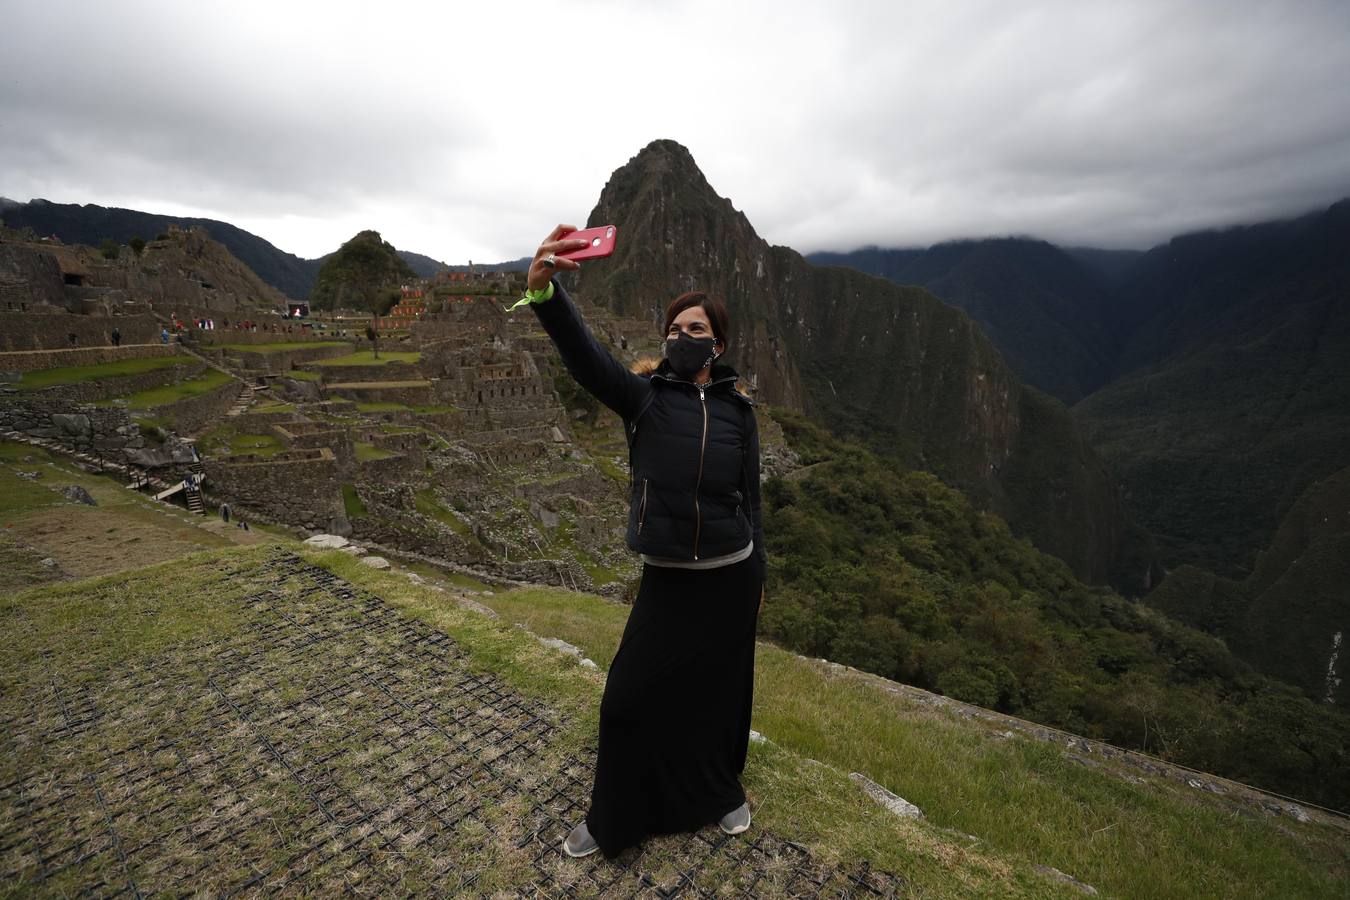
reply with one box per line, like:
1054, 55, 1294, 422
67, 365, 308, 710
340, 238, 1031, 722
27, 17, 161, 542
638, 478, 649, 534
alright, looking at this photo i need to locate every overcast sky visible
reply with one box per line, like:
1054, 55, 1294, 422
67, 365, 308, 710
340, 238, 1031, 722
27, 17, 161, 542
2, 1, 1348, 262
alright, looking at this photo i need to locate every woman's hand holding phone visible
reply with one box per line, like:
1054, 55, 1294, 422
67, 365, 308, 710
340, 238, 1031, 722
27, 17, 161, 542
527, 224, 590, 292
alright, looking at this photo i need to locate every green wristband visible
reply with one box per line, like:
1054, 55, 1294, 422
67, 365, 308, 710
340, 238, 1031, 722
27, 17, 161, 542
505, 281, 555, 312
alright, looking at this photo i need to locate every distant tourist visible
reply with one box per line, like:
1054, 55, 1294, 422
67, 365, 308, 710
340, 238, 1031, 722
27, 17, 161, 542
68, 332, 78, 347
110, 327, 121, 347
519, 225, 765, 860
161, 327, 169, 344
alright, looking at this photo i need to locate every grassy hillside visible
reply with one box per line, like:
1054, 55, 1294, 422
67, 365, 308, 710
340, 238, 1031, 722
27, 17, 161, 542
475, 585, 1349, 899
756, 409, 1350, 812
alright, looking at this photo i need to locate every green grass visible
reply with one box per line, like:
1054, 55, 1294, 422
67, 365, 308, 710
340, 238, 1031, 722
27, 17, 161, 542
284, 369, 322, 382
2, 550, 250, 668
251, 401, 295, 414
342, 484, 367, 518
0, 441, 239, 585
412, 489, 471, 535
0, 529, 65, 593
219, 341, 348, 353
468, 585, 1350, 900
14, 355, 191, 390
354, 441, 396, 462
104, 369, 235, 409
132, 415, 169, 436
400, 560, 493, 593
199, 423, 290, 459
0, 465, 67, 517
312, 350, 421, 366
354, 402, 457, 415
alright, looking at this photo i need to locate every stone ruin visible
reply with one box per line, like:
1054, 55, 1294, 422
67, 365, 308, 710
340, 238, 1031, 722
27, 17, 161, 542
1, 238, 789, 597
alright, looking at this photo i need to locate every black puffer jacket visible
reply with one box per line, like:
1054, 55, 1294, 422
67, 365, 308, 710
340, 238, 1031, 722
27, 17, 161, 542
531, 278, 766, 569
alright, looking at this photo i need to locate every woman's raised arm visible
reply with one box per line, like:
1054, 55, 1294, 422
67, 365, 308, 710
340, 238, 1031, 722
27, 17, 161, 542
520, 224, 649, 420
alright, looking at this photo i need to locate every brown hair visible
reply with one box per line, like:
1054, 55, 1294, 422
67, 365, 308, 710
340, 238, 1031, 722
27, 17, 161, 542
663, 291, 731, 349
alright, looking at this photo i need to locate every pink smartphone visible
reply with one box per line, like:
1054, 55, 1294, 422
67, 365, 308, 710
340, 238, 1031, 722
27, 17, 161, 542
557, 224, 618, 262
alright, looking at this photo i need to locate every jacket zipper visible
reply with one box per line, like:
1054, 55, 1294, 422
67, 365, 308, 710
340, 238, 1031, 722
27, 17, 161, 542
693, 382, 708, 559
638, 478, 648, 533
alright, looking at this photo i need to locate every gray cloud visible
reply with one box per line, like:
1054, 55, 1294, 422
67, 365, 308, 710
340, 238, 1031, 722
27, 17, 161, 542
2, 1, 1348, 260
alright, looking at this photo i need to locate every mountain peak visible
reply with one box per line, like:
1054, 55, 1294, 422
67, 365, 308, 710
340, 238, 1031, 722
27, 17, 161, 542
632, 138, 701, 168
311, 229, 414, 312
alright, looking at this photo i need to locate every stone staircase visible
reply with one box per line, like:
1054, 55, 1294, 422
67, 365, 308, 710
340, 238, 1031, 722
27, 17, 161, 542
227, 382, 256, 417
184, 480, 205, 514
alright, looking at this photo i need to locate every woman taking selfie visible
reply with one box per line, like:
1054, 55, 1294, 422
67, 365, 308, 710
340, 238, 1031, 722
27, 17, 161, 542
514, 224, 766, 860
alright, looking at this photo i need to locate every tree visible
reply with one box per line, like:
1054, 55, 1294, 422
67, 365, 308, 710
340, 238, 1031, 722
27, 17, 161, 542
99, 238, 119, 260
129, 236, 146, 257
365, 323, 379, 359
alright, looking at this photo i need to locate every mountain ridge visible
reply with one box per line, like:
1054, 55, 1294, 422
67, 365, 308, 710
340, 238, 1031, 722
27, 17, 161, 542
0, 198, 523, 300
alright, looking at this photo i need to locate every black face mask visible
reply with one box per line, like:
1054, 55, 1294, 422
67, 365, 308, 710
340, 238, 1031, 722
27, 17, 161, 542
665, 331, 719, 378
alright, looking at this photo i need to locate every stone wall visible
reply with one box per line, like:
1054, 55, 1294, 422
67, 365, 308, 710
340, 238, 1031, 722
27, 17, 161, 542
362, 430, 425, 454
471, 373, 551, 408
479, 439, 548, 467
0, 244, 68, 312
324, 382, 434, 406
199, 328, 346, 346
0, 311, 162, 352
274, 423, 354, 470
0, 395, 143, 455
156, 377, 242, 435
461, 423, 560, 447
358, 407, 465, 433
206, 448, 344, 533
0, 342, 180, 374
221, 342, 353, 374
30, 362, 204, 404
310, 362, 422, 384
458, 405, 562, 432
357, 451, 421, 482
232, 410, 305, 430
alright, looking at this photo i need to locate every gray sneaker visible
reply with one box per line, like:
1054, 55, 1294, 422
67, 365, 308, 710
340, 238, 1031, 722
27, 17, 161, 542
718, 802, 752, 835
563, 820, 598, 857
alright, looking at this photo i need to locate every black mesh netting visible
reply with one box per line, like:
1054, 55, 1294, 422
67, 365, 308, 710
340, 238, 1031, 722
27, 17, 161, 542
1, 549, 903, 896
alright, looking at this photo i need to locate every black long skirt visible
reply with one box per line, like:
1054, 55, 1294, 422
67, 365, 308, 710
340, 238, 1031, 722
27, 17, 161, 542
584, 553, 764, 859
